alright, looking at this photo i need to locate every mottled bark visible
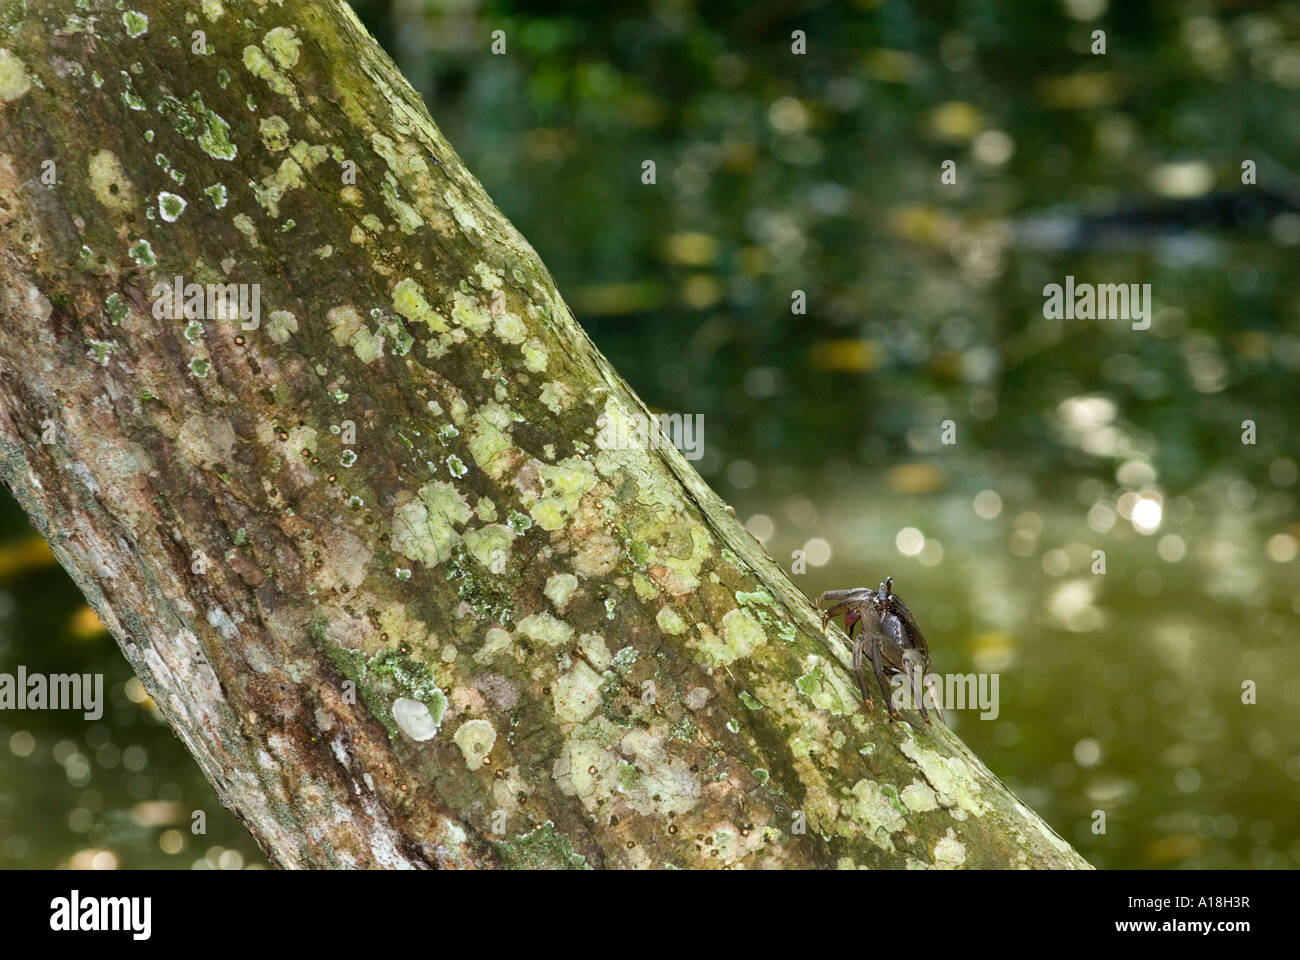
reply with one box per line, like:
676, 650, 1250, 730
0, 0, 1089, 868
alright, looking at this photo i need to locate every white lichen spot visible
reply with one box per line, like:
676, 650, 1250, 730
684, 686, 711, 710
392, 697, 438, 741
122, 10, 148, 38
933, 829, 967, 869
128, 238, 155, 266
158, 191, 186, 222
453, 719, 496, 768
204, 183, 227, 208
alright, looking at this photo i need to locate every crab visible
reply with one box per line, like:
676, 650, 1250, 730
816, 577, 944, 725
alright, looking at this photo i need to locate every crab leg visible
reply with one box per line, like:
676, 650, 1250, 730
851, 636, 875, 711
869, 634, 897, 722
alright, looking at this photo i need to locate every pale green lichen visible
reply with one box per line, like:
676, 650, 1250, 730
794, 656, 854, 715
392, 277, 448, 332
232, 213, 258, 246
390, 481, 472, 567
655, 606, 687, 635
521, 337, 548, 372
544, 573, 579, 611
266, 310, 297, 343
104, 293, 127, 325
88, 150, 136, 212
475, 626, 511, 664
528, 457, 597, 531
578, 633, 611, 669
118, 70, 145, 110
901, 780, 939, 813
462, 523, 515, 571
697, 608, 764, 666
262, 26, 302, 69
259, 115, 290, 152
243, 43, 296, 104
846, 778, 906, 849
254, 156, 304, 218
899, 736, 986, 817
451, 291, 492, 335
493, 310, 527, 344
467, 407, 516, 480
553, 663, 602, 723
349, 325, 383, 363
85, 339, 112, 366
517, 612, 573, 647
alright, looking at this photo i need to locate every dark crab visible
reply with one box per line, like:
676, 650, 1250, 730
816, 577, 944, 725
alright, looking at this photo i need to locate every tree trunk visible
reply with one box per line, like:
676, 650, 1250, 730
0, 0, 1089, 869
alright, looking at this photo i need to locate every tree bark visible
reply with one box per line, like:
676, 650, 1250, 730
0, 0, 1089, 869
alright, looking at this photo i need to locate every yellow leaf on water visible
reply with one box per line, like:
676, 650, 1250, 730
1143, 834, 1202, 865
810, 339, 882, 372
70, 605, 107, 639
887, 462, 944, 493
0, 536, 56, 581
